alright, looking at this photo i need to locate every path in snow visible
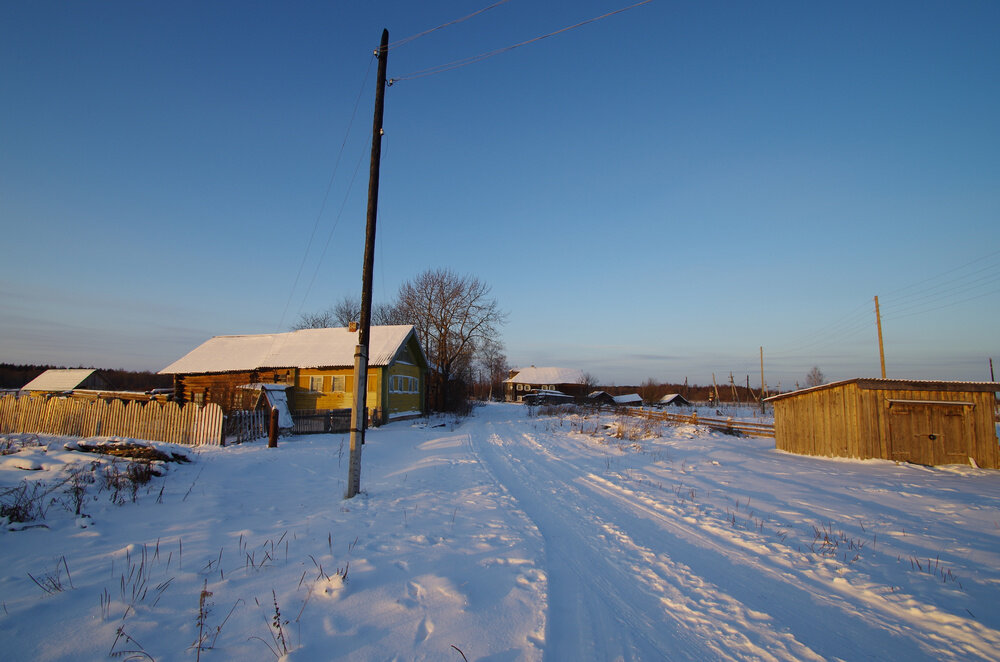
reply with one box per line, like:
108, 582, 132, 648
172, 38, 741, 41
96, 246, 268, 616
461, 405, 1000, 661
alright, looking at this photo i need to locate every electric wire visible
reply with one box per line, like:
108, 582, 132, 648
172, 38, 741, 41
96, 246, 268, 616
388, 0, 655, 84
387, 0, 513, 50
275, 54, 376, 333
294, 144, 369, 322
766, 249, 1000, 371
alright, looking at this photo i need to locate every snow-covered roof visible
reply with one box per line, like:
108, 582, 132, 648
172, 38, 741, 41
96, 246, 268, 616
658, 393, 691, 405
505, 366, 586, 385
613, 393, 643, 405
21, 369, 98, 392
160, 325, 420, 375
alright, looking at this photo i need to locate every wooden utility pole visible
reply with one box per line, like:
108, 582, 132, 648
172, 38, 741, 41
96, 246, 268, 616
874, 295, 886, 379
347, 29, 389, 499
759, 347, 765, 414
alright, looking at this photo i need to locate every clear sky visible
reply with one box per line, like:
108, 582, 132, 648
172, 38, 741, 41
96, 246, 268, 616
2, 1, 998, 389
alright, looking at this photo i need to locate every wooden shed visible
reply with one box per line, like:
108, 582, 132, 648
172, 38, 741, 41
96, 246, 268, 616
766, 379, 999, 469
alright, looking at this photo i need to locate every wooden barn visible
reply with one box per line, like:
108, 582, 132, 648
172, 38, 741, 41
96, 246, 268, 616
160, 325, 427, 426
766, 379, 999, 469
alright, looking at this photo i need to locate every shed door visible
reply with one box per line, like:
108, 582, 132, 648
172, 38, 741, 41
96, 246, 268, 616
887, 400, 974, 466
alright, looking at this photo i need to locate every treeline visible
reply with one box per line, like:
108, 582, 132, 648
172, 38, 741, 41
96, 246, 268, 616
0, 364, 172, 392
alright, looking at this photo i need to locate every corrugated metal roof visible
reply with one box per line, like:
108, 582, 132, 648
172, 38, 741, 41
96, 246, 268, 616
159, 325, 420, 375
765, 377, 1000, 402
21, 369, 97, 391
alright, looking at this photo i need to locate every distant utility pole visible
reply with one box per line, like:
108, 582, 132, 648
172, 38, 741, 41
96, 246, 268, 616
990, 357, 995, 382
759, 347, 765, 414
874, 295, 886, 379
347, 29, 389, 499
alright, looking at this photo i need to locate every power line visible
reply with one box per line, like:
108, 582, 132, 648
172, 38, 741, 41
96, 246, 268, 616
294, 145, 369, 321
387, 0, 513, 50
388, 0, 655, 84
275, 54, 376, 332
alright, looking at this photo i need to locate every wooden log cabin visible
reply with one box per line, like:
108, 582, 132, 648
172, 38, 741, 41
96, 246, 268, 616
159, 325, 428, 426
766, 378, 999, 469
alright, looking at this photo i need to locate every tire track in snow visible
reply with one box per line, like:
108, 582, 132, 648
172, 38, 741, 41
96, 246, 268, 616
578, 472, 1000, 661
469, 419, 827, 661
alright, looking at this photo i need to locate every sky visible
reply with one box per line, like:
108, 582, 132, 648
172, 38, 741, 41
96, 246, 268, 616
2, 0, 998, 388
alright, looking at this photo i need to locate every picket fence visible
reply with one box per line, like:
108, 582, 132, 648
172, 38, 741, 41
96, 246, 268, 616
0, 395, 224, 446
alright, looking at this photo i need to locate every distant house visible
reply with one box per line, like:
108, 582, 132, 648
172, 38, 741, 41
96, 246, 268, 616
587, 390, 617, 406
766, 378, 999, 469
21, 369, 112, 395
613, 393, 643, 407
160, 325, 428, 425
657, 393, 692, 407
505, 366, 588, 402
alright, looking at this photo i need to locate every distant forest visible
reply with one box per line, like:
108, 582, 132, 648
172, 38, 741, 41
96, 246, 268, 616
0, 364, 172, 392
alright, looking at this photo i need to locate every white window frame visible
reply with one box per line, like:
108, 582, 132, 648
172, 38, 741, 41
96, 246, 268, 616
332, 375, 346, 392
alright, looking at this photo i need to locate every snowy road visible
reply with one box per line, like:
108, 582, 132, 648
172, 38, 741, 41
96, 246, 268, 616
464, 405, 1000, 661
3, 403, 1000, 661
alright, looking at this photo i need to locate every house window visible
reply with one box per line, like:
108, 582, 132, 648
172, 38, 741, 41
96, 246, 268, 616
309, 376, 324, 393
193, 391, 205, 406
517, 384, 524, 391
332, 376, 346, 392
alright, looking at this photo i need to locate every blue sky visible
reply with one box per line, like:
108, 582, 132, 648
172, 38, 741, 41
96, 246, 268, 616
2, 0, 998, 388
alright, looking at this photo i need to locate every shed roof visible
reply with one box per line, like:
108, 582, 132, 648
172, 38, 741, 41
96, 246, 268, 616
765, 378, 1000, 403
159, 325, 421, 375
613, 393, 643, 405
21, 369, 99, 392
505, 366, 586, 385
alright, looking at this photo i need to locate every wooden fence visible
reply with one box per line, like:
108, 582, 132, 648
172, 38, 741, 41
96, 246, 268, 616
624, 407, 776, 438
225, 409, 268, 444
0, 395, 224, 446
292, 409, 353, 435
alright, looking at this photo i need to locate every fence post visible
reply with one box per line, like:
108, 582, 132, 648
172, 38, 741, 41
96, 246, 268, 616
268, 407, 278, 448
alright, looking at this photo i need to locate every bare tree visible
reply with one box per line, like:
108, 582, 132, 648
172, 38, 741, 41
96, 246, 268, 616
638, 377, 660, 404
291, 308, 339, 330
395, 268, 507, 385
805, 366, 825, 387
293, 294, 409, 330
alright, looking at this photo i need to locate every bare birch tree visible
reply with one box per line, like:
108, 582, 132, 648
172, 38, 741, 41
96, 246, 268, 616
395, 268, 507, 385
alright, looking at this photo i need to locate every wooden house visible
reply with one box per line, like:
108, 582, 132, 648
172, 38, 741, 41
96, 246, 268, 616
766, 379, 999, 469
21, 369, 112, 395
160, 325, 428, 425
504, 366, 588, 402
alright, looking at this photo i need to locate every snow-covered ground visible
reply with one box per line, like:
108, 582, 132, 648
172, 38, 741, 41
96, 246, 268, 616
2, 403, 999, 661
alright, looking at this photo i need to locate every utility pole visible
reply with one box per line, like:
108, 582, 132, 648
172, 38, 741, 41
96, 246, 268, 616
759, 346, 765, 414
347, 29, 389, 499
874, 295, 886, 379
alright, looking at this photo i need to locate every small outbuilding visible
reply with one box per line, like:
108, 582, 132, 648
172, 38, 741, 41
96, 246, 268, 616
21, 369, 112, 395
766, 378, 999, 469
613, 393, 643, 407
587, 391, 617, 406
657, 393, 692, 407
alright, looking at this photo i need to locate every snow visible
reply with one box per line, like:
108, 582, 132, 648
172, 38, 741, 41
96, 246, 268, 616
2, 403, 1000, 660
505, 366, 586, 385
159, 325, 418, 374
20, 368, 98, 392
